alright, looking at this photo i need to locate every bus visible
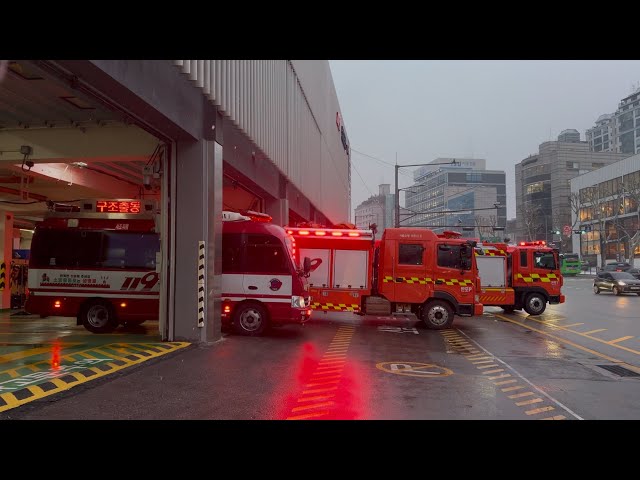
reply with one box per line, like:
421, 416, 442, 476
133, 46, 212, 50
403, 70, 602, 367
559, 253, 581, 276
25, 200, 312, 335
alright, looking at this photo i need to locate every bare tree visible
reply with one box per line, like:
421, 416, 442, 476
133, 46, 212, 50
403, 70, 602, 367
610, 177, 640, 267
474, 214, 498, 241
522, 203, 542, 242
580, 185, 614, 268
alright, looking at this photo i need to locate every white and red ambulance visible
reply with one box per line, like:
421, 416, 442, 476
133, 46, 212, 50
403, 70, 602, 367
25, 201, 312, 336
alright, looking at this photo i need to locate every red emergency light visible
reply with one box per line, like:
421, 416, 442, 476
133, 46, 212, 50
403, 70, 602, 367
315, 231, 326, 236
331, 232, 343, 236
519, 240, 546, 246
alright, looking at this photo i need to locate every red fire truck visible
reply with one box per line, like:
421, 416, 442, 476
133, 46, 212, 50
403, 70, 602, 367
26, 201, 312, 335
286, 226, 483, 329
474, 240, 565, 315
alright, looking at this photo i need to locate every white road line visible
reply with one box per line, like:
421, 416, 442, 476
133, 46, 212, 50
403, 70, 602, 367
455, 329, 584, 420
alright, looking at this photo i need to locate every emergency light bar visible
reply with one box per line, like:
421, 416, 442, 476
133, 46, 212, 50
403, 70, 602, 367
519, 240, 547, 246
286, 227, 374, 239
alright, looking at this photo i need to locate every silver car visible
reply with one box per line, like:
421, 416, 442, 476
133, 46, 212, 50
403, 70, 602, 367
593, 271, 640, 296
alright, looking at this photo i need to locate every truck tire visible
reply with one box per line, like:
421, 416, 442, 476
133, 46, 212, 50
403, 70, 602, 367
523, 293, 546, 316
422, 300, 454, 329
233, 302, 269, 336
79, 299, 118, 334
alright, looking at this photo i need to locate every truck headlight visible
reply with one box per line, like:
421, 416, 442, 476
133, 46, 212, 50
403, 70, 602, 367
291, 296, 306, 308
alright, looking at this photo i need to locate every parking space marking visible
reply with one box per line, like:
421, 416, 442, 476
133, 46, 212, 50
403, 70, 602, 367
608, 336, 634, 345
441, 329, 583, 420
582, 329, 607, 335
494, 313, 640, 369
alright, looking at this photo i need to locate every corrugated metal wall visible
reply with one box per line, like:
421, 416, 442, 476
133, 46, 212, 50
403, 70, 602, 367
173, 60, 348, 222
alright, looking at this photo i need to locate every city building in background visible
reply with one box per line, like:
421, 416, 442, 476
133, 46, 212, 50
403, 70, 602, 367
354, 184, 409, 237
570, 153, 640, 267
515, 130, 628, 250
402, 158, 506, 239
586, 86, 640, 155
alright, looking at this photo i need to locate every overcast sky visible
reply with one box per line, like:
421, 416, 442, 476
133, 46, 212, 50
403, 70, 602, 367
329, 60, 640, 221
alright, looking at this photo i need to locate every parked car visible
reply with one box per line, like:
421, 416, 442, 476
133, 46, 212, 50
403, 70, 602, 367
627, 268, 640, 280
602, 263, 631, 272
593, 271, 640, 295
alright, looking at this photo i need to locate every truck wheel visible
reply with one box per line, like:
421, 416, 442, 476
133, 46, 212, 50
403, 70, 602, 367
422, 300, 454, 329
233, 302, 269, 336
523, 293, 546, 315
613, 286, 621, 296
79, 299, 118, 334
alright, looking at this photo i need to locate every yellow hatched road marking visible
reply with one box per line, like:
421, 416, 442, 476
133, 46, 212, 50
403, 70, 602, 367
298, 394, 335, 402
286, 411, 330, 420
476, 364, 500, 369
318, 360, 345, 365
501, 385, 525, 392
495, 379, 517, 385
482, 369, 504, 375
302, 386, 338, 395
306, 379, 341, 387
291, 401, 334, 412
542, 415, 566, 420
608, 336, 634, 345
561, 323, 584, 328
472, 360, 495, 364
488, 373, 511, 380
526, 406, 556, 415
508, 391, 535, 399
583, 329, 607, 335
516, 398, 543, 406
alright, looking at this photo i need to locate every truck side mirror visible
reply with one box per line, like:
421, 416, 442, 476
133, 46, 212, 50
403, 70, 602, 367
303, 256, 311, 276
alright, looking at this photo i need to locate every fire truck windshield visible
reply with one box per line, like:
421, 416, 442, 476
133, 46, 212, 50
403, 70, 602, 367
533, 251, 557, 270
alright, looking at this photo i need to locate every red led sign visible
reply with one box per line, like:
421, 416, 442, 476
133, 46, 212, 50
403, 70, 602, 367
96, 200, 142, 214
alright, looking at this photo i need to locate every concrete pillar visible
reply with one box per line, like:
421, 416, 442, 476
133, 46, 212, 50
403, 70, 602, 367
266, 173, 289, 227
172, 139, 223, 343
0, 211, 14, 309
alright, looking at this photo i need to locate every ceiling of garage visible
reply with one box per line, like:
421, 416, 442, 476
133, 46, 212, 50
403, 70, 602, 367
0, 61, 161, 226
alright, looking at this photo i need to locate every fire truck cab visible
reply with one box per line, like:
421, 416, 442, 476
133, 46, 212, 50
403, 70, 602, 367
475, 240, 565, 315
287, 226, 483, 329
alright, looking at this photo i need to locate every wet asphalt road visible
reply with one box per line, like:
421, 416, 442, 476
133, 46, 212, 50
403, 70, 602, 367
2, 276, 640, 420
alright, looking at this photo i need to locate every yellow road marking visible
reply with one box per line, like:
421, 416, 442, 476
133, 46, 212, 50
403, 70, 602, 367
291, 401, 334, 412
508, 391, 535, 399
542, 415, 566, 420
312, 371, 342, 377
482, 369, 504, 374
0, 392, 20, 408
302, 386, 338, 395
582, 329, 607, 335
0, 347, 54, 364
318, 360, 345, 366
323, 353, 346, 358
488, 373, 511, 380
286, 411, 330, 420
494, 313, 640, 370
560, 323, 584, 328
316, 365, 344, 371
298, 394, 335, 402
501, 385, 525, 392
516, 398, 543, 406
468, 355, 492, 360
325, 347, 348, 352
472, 360, 495, 364
476, 364, 500, 369
526, 406, 556, 415
495, 379, 517, 385
306, 379, 341, 387
608, 336, 634, 345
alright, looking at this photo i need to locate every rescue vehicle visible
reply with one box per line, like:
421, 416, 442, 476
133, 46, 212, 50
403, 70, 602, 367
25, 200, 312, 335
474, 240, 565, 315
286, 226, 483, 329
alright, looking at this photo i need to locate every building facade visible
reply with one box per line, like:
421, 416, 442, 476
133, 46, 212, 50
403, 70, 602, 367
515, 131, 628, 250
403, 158, 506, 239
570, 153, 640, 267
586, 86, 640, 155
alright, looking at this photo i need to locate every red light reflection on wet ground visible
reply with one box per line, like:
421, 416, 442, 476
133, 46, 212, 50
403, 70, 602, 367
280, 326, 372, 420
51, 340, 61, 370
